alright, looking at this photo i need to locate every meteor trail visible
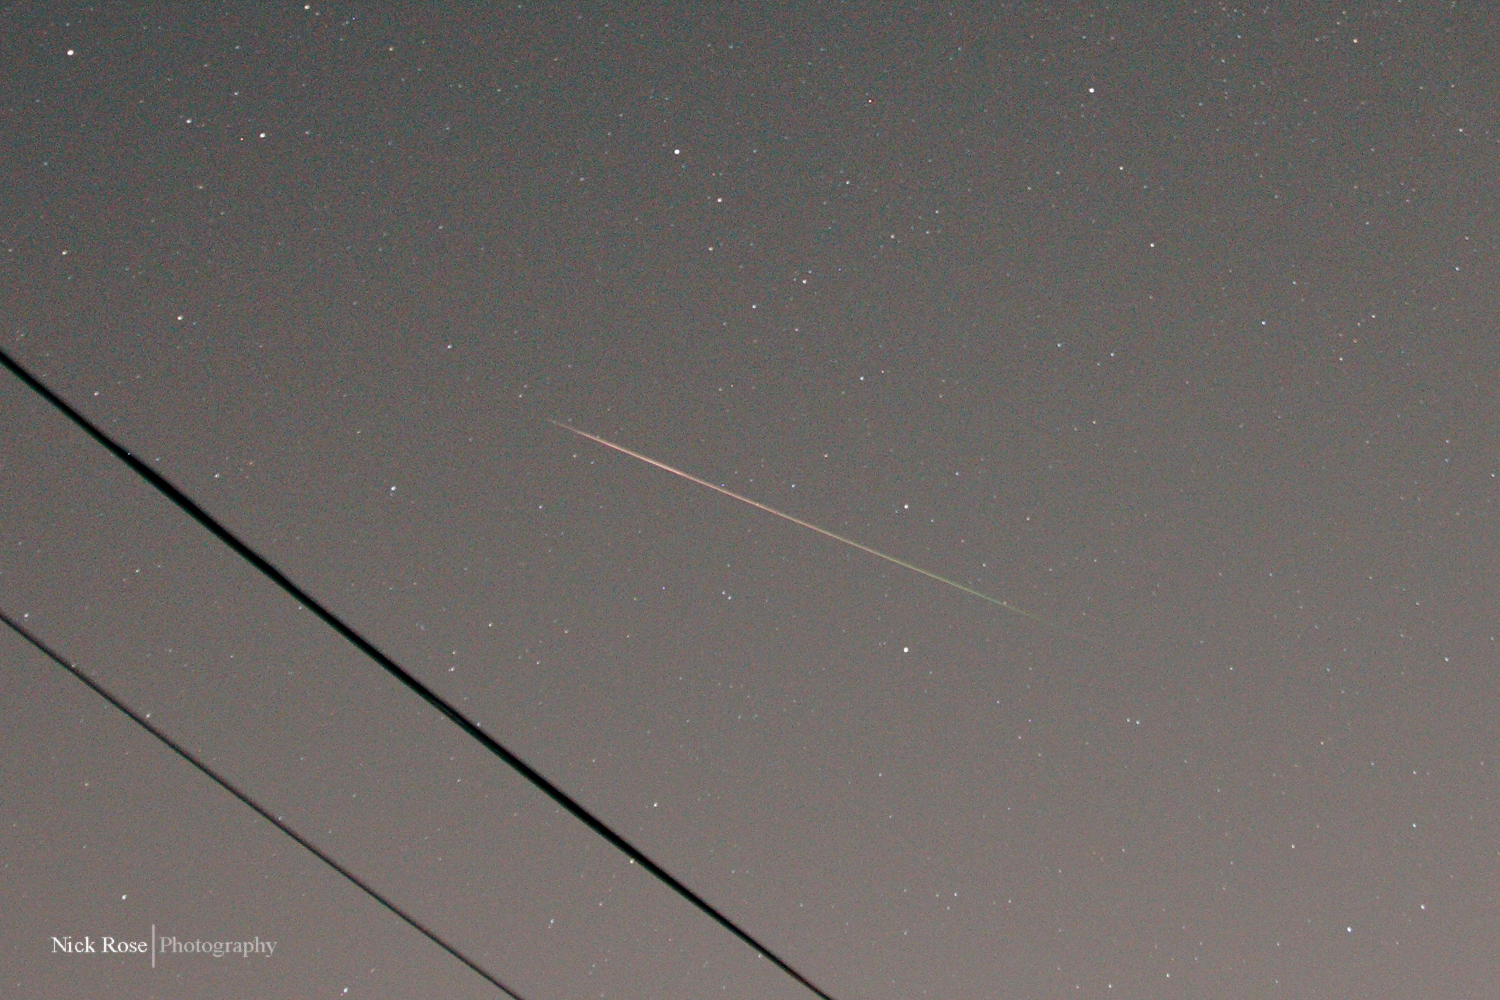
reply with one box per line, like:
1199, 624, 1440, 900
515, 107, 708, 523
550, 420, 1050, 626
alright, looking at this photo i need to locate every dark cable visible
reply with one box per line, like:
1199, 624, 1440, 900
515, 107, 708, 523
0, 608, 527, 999
0, 348, 839, 1000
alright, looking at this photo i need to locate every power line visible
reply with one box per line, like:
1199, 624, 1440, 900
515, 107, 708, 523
0, 347, 840, 1000
0, 607, 527, 999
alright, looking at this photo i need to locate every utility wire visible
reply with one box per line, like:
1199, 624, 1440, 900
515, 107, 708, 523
0, 607, 527, 999
0, 348, 839, 1000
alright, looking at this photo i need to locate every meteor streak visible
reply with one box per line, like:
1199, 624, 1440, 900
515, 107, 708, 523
550, 420, 1049, 625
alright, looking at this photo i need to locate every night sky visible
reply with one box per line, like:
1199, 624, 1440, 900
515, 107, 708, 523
3, 4, 1498, 998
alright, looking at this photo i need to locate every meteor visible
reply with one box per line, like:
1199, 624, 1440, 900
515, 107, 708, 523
550, 420, 1050, 625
